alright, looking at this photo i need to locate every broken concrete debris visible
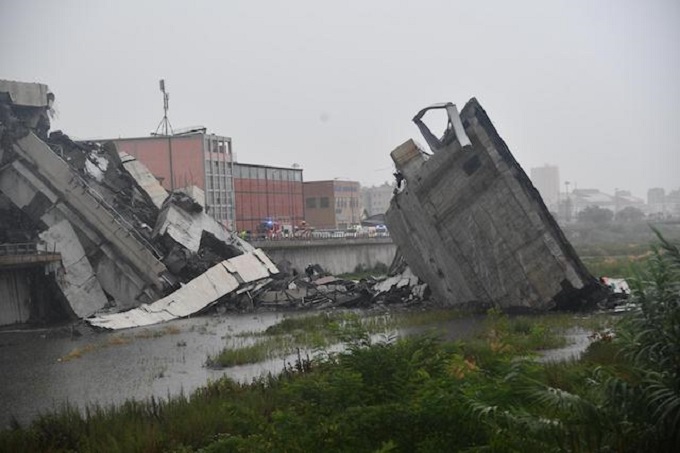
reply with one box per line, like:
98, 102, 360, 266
88, 250, 278, 329
386, 99, 607, 311
38, 219, 108, 318
119, 151, 169, 210
252, 258, 430, 311
0, 79, 276, 327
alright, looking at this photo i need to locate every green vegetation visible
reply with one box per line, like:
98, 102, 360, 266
207, 312, 394, 368
207, 309, 586, 369
567, 221, 680, 278
581, 254, 648, 279
2, 235, 678, 452
339, 261, 390, 280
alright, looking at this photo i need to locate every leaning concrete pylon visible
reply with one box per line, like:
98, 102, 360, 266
385, 99, 605, 311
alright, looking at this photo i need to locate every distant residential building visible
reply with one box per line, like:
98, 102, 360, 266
568, 188, 644, 216
613, 190, 645, 214
667, 189, 680, 216
303, 180, 360, 230
232, 163, 304, 234
109, 131, 235, 227
361, 182, 394, 217
570, 189, 614, 215
647, 187, 666, 215
530, 165, 560, 210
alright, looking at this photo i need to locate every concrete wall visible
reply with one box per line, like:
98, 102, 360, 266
254, 238, 396, 275
0, 270, 31, 325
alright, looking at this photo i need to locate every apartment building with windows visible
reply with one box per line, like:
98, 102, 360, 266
361, 182, 395, 217
530, 164, 560, 211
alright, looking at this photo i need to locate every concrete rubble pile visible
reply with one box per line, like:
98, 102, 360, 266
386, 100, 607, 311
253, 258, 431, 311
0, 79, 278, 329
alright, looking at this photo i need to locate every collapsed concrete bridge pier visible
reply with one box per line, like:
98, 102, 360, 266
1, 133, 169, 311
1, 79, 278, 327
386, 99, 606, 311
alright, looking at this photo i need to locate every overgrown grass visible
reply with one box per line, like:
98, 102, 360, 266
208, 312, 394, 368
338, 261, 389, 280
206, 338, 284, 367
581, 253, 651, 278
573, 241, 654, 257
208, 309, 611, 368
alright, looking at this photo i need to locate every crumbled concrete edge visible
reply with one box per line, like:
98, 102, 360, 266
86, 249, 278, 329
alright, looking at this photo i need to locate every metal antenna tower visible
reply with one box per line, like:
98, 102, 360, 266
154, 79, 174, 136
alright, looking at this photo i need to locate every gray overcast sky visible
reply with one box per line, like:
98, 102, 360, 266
2, 0, 678, 198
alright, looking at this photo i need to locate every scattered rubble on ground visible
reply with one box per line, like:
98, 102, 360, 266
250, 256, 432, 312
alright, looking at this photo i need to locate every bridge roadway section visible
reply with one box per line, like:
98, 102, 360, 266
251, 237, 397, 275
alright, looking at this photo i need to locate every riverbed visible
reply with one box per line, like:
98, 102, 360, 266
0, 311, 592, 428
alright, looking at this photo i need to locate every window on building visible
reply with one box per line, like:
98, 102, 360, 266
320, 197, 329, 208
306, 198, 317, 209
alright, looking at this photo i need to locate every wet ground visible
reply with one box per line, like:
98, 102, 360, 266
0, 311, 592, 429
538, 327, 592, 363
0, 313, 291, 428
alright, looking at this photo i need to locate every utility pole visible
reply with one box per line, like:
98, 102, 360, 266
155, 79, 175, 190
564, 181, 571, 222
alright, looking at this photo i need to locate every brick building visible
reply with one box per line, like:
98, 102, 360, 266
303, 180, 361, 230
232, 163, 304, 235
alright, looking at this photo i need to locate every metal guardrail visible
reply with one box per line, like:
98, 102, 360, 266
248, 232, 391, 242
0, 242, 62, 268
0, 242, 51, 256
